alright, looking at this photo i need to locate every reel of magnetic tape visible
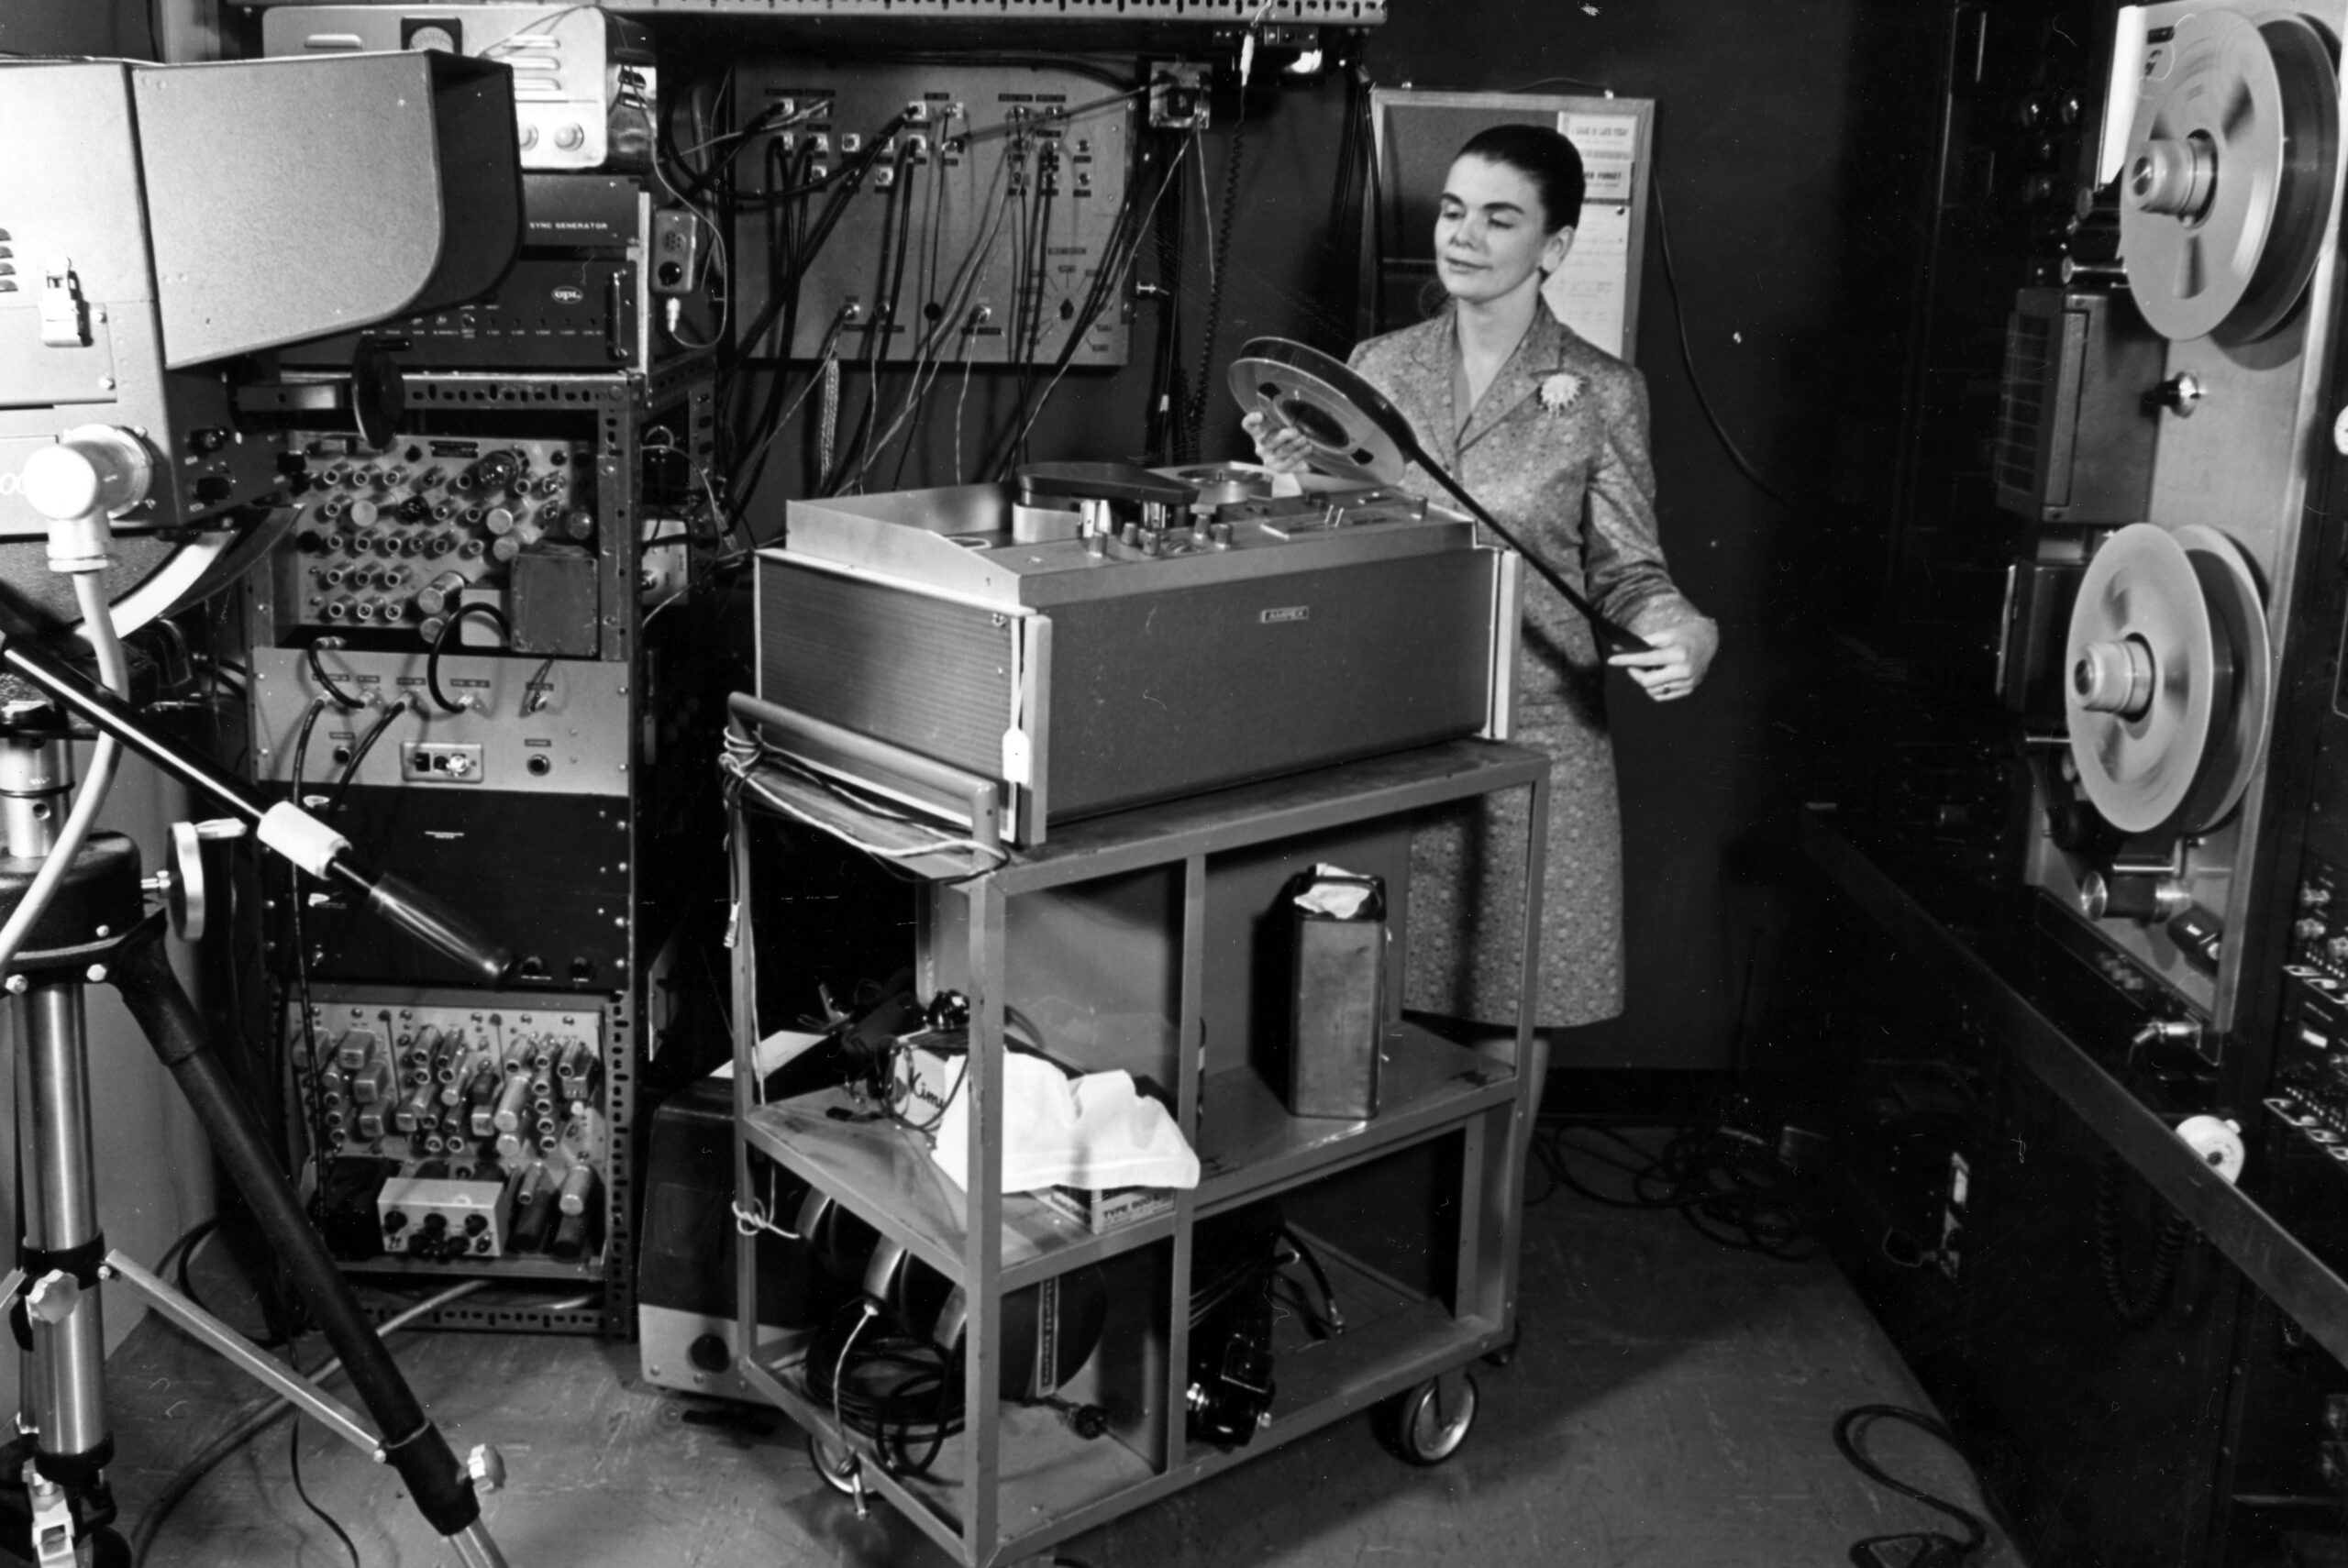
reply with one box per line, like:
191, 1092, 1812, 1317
2120, 7, 2340, 344
1226, 336, 1647, 653
1226, 339, 1413, 486
2064, 523, 2271, 837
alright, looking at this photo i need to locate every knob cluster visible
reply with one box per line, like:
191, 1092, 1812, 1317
292, 440, 592, 637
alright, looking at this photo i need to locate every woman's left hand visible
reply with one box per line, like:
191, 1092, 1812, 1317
1607, 618, 1719, 703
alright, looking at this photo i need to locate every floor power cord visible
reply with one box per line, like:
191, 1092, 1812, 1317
1833, 1404, 1993, 1568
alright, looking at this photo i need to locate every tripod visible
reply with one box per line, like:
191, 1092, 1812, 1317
0, 437, 513, 1563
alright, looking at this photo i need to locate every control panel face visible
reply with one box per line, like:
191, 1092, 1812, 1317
291, 999, 606, 1172
378, 1176, 510, 1259
2267, 858, 2348, 1165
731, 61, 1135, 367
279, 435, 597, 642
292, 996, 613, 1264
248, 645, 631, 797
2288, 858, 2348, 978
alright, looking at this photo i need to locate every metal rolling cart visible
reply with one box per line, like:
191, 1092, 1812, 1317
722, 727, 1549, 1568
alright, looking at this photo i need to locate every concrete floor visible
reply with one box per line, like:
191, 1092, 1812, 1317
97, 1138, 2024, 1568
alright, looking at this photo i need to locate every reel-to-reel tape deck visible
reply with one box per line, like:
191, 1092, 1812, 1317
1999, 0, 2348, 1047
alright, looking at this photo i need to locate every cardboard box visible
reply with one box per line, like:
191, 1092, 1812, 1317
1036, 1184, 1174, 1234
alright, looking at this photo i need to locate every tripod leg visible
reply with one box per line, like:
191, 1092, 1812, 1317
106, 922, 505, 1566
11, 979, 120, 1560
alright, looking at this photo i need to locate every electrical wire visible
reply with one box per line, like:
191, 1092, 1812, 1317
802, 1297, 959, 1477
728, 309, 855, 523
1534, 1104, 1819, 1261
287, 1420, 363, 1568
2092, 1152, 2194, 1329
326, 695, 416, 814
1000, 134, 1192, 462
0, 578, 131, 981
1831, 1404, 1992, 1564
426, 604, 512, 714
305, 641, 368, 712
127, 1280, 487, 1566
1647, 169, 1797, 509
287, 699, 339, 1203
720, 721, 1010, 875
828, 155, 924, 494
1183, 107, 1247, 462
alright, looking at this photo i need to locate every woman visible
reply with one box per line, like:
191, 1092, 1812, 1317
1245, 123, 1718, 1049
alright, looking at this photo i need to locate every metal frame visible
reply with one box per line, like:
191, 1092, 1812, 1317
235, 0, 1387, 19
726, 738, 1546, 1566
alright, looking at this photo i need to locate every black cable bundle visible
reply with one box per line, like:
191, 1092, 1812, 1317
1312, 60, 1375, 353
802, 1300, 962, 1478
1534, 1095, 1820, 1262
2092, 1152, 2195, 1330
1832, 1404, 1992, 1568
1180, 110, 1247, 463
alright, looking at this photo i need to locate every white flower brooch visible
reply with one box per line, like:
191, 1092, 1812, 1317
1538, 371, 1585, 413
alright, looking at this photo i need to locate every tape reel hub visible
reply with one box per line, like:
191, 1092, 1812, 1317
2129, 131, 2218, 222
2120, 9, 2340, 344
2073, 635, 2157, 718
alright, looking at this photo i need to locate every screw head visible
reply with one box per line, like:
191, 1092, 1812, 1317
464, 1443, 507, 1493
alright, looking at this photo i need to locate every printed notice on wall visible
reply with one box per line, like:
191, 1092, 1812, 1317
1542, 198, 1631, 358
1561, 111, 1639, 204
1542, 111, 1643, 359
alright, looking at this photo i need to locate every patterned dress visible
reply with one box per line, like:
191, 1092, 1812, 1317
1347, 305, 1712, 1027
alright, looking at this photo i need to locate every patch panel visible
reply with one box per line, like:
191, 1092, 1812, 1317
732, 61, 1135, 366
279, 434, 593, 643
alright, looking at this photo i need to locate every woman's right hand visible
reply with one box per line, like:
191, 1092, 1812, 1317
1241, 411, 1315, 475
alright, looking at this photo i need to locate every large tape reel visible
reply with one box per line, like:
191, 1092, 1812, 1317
2066, 523, 2271, 835
2121, 8, 2341, 344
1227, 338, 1411, 485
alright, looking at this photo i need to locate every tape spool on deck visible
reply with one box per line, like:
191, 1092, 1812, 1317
2066, 523, 2272, 837
1161, 465, 1276, 505
2121, 7, 2341, 344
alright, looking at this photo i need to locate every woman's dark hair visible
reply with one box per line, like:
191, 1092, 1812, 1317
1455, 124, 1585, 233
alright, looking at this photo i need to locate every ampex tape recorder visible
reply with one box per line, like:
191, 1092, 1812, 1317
752, 355, 1523, 845
1998, 0, 2348, 1046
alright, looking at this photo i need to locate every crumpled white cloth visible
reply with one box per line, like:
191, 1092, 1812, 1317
930, 1054, 1199, 1194
1294, 862, 1378, 919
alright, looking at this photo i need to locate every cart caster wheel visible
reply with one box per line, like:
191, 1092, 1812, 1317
1379, 1370, 1479, 1466
1484, 1321, 1521, 1368
808, 1431, 861, 1496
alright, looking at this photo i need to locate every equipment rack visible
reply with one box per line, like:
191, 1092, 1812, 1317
725, 735, 1548, 1566
241, 355, 719, 1337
